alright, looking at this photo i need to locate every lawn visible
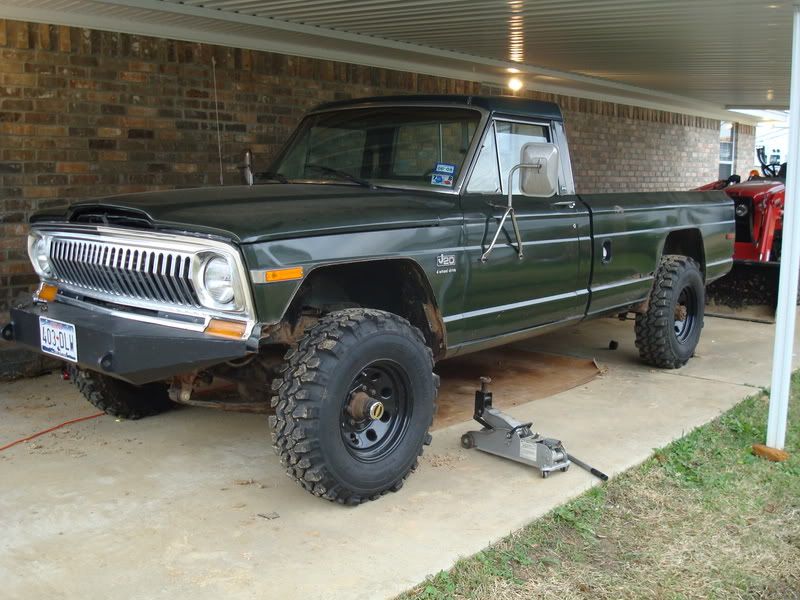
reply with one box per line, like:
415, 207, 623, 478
402, 374, 800, 600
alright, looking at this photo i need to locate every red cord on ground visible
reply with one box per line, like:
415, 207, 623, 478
0, 412, 105, 452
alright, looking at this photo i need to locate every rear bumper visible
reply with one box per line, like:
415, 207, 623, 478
2, 301, 251, 385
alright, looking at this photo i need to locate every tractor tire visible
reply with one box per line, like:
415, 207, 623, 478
69, 366, 175, 419
635, 255, 705, 369
269, 308, 438, 505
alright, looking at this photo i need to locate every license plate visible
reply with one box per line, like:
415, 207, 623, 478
39, 316, 78, 362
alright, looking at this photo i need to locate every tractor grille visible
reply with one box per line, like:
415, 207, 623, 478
49, 238, 201, 308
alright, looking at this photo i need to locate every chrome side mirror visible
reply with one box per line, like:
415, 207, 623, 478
480, 143, 560, 262
519, 142, 560, 197
239, 149, 254, 186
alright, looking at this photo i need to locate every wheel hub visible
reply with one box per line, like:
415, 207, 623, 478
340, 361, 412, 461
347, 389, 385, 421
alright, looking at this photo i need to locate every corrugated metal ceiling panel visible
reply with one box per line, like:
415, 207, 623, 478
158, 0, 793, 107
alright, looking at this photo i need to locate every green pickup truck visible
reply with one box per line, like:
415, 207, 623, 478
3, 95, 734, 504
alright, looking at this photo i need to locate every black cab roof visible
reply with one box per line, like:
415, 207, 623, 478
312, 95, 563, 122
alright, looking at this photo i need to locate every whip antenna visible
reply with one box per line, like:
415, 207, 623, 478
211, 56, 224, 186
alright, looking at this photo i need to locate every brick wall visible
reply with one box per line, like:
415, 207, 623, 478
735, 124, 757, 177
0, 19, 749, 317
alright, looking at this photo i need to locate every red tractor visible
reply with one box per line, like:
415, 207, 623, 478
696, 147, 788, 316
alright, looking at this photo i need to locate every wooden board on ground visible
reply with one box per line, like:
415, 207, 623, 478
432, 347, 601, 430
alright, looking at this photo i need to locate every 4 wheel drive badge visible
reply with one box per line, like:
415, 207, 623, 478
436, 253, 457, 275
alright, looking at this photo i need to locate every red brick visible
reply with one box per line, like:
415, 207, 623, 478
22, 185, 58, 198
98, 150, 127, 161
120, 71, 146, 82
55, 162, 92, 173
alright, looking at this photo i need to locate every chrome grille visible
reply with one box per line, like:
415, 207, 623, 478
49, 238, 200, 308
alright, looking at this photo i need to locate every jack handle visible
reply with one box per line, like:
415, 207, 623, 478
567, 453, 609, 481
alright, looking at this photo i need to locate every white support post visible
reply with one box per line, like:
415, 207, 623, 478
766, 6, 800, 450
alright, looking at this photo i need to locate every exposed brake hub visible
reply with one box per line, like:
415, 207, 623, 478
462, 377, 608, 481
347, 389, 384, 421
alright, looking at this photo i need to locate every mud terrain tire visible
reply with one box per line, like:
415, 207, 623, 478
269, 308, 438, 505
635, 255, 705, 369
69, 367, 174, 419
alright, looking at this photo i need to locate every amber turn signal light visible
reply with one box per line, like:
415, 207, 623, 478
264, 266, 304, 283
35, 283, 58, 302
204, 319, 247, 339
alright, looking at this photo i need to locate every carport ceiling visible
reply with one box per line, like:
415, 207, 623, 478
4, 0, 795, 120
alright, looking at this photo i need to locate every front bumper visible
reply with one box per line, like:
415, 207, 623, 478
3, 301, 251, 385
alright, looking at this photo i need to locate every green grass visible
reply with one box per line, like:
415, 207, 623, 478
401, 374, 800, 600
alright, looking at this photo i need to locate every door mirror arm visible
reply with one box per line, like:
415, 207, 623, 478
480, 163, 539, 262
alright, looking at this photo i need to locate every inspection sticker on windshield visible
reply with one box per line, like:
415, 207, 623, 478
39, 316, 77, 362
431, 162, 456, 187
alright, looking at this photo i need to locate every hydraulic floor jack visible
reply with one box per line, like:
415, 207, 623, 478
461, 377, 608, 481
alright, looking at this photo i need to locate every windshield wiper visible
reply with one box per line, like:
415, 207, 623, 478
254, 171, 289, 184
303, 163, 375, 189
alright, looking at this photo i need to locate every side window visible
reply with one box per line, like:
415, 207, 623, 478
495, 121, 550, 193
466, 125, 501, 193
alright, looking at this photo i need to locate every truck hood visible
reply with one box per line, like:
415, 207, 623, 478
53, 184, 456, 243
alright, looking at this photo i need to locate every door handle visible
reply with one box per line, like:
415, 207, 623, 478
552, 201, 576, 209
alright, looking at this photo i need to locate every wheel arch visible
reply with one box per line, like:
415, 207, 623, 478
280, 258, 446, 358
660, 228, 706, 279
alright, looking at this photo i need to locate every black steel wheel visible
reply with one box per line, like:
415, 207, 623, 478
635, 255, 705, 369
340, 361, 412, 462
270, 309, 438, 505
673, 284, 699, 343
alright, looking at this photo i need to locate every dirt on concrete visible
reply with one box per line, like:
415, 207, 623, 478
434, 348, 600, 429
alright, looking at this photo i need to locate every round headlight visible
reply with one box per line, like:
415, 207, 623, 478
27, 232, 52, 277
735, 203, 749, 217
203, 256, 235, 305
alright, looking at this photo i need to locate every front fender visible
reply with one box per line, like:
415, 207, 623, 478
241, 225, 465, 325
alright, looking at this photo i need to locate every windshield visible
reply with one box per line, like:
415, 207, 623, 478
270, 106, 482, 190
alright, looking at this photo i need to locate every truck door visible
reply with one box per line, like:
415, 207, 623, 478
451, 118, 591, 345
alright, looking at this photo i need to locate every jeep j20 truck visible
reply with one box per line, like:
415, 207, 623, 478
2, 95, 734, 504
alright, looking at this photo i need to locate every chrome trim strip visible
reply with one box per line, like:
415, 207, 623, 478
706, 258, 734, 268
589, 202, 732, 213
591, 276, 653, 293
58, 293, 211, 334
596, 220, 735, 239
443, 289, 589, 323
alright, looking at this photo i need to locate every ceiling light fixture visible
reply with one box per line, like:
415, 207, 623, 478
508, 77, 523, 92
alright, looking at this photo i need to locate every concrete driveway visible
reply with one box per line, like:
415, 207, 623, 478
0, 315, 793, 600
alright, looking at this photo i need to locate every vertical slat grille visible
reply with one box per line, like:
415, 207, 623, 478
50, 238, 200, 308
